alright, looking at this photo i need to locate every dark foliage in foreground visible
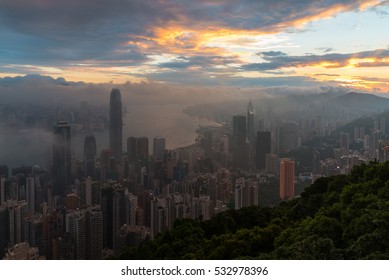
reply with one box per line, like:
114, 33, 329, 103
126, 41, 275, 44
120, 161, 389, 259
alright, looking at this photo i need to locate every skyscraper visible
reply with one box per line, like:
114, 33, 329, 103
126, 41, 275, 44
232, 115, 248, 169
84, 135, 97, 179
153, 136, 166, 160
66, 206, 102, 259
235, 178, 259, 210
127, 137, 137, 162
256, 131, 271, 169
276, 122, 299, 154
26, 176, 35, 215
0, 206, 8, 258
137, 137, 149, 160
127, 136, 149, 162
279, 158, 295, 200
101, 185, 113, 249
52, 121, 72, 197
109, 88, 123, 163
247, 101, 254, 141
0, 177, 5, 205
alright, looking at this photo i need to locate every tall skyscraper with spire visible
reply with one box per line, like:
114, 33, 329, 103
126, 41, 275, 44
52, 121, 72, 197
247, 101, 255, 166
109, 88, 123, 163
247, 101, 254, 140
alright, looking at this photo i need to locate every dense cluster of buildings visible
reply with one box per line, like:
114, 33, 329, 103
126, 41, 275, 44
1, 88, 389, 259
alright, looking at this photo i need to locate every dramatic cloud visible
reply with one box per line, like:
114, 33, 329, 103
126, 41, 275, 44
0, 1, 382, 63
0, 0, 389, 90
244, 49, 389, 70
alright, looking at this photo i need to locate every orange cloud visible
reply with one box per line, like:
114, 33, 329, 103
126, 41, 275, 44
125, 0, 381, 59
128, 26, 269, 57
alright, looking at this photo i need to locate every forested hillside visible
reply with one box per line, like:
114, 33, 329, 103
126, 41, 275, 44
120, 161, 389, 260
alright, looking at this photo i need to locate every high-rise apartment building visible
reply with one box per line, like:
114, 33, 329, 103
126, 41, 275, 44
137, 137, 149, 159
276, 122, 299, 154
0, 176, 5, 205
127, 137, 137, 162
26, 176, 35, 215
247, 101, 254, 141
109, 88, 123, 163
153, 136, 166, 160
66, 206, 103, 260
127, 136, 149, 162
52, 121, 72, 197
0, 206, 8, 258
232, 115, 248, 169
42, 210, 63, 259
84, 135, 97, 179
101, 185, 113, 249
2, 200, 28, 247
256, 131, 271, 169
151, 197, 169, 238
86, 206, 103, 260
235, 178, 259, 210
25, 214, 43, 254
340, 132, 350, 152
279, 158, 295, 200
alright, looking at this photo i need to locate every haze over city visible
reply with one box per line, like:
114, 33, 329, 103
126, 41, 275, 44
1, 0, 389, 261
2, 0, 389, 168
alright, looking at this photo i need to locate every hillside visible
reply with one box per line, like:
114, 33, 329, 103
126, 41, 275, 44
333, 91, 389, 112
120, 161, 389, 260
332, 104, 389, 138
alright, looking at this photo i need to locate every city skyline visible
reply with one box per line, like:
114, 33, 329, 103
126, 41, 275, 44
2, 0, 389, 262
0, 1, 388, 93
2, 88, 389, 259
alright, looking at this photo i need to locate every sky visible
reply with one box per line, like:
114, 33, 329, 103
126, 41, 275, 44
1, 0, 389, 92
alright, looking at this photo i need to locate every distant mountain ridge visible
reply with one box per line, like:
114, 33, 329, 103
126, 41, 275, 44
0, 74, 84, 87
332, 91, 389, 111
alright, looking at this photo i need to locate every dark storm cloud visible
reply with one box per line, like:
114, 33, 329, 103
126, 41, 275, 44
243, 48, 389, 71
0, 0, 171, 36
0, 0, 171, 65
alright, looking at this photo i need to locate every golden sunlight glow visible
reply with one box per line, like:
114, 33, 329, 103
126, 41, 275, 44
286, 1, 381, 29
334, 77, 382, 90
313, 62, 342, 68
348, 57, 377, 67
2, 0, 385, 87
138, 0, 381, 57
128, 25, 279, 57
